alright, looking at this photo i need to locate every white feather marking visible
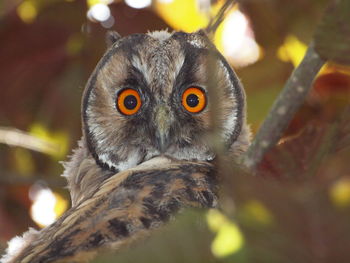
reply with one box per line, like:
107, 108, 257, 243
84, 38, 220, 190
115, 151, 141, 171
132, 156, 171, 171
188, 39, 204, 48
147, 30, 172, 42
173, 55, 185, 81
223, 110, 238, 139
0, 228, 39, 263
131, 55, 151, 85
218, 60, 239, 140
98, 153, 115, 169
98, 150, 142, 172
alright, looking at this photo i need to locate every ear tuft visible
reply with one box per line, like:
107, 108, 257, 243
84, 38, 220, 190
106, 31, 121, 48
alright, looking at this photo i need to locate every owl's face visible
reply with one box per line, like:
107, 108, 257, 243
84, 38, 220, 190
83, 30, 246, 172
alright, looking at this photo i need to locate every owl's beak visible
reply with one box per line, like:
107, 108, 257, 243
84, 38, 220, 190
156, 131, 170, 152
154, 105, 172, 152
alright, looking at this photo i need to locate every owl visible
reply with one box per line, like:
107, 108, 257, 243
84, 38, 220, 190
63, 29, 251, 206
1, 29, 251, 263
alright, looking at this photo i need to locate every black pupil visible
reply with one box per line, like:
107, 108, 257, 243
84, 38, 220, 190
186, 94, 199, 107
124, 95, 137, 110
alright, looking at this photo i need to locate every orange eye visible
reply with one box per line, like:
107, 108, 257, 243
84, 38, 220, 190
181, 87, 206, 113
117, 88, 142, 115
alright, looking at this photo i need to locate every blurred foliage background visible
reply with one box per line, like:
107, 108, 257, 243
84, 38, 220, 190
1, 0, 350, 262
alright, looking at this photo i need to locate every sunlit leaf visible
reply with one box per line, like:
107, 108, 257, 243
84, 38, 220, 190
17, 0, 38, 23
54, 192, 69, 217
87, 0, 111, 7
318, 63, 350, 76
154, 0, 229, 33
329, 177, 350, 208
211, 221, 244, 258
206, 209, 227, 232
240, 200, 273, 225
277, 35, 307, 67
207, 209, 244, 258
13, 148, 35, 175
154, 0, 208, 32
29, 123, 69, 160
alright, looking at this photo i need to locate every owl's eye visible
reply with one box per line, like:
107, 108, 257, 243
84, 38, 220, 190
181, 87, 206, 113
117, 88, 142, 115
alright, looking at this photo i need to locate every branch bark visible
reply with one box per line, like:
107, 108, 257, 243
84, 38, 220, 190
0, 127, 60, 156
243, 43, 326, 169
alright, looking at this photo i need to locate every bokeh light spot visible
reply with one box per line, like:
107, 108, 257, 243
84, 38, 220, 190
29, 184, 68, 228
66, 34, 84, 56
87, 0, 113, 7
157, 0, 173, 3
87, 3, 111, 22
101, 15, 115, 28
277, 35, 307, 67
214, 9, 261, 67
207, 209, 244, 258
29, 123, 69, 160
125, 0, 152, 9
241, 200, 273, 225
17, 1, 37, 23
330, 177, 350, 208
13, 148, 34, 175
155, 0, 208, 32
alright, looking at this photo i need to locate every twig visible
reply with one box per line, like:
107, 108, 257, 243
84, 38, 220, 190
0, 127, 60, 155
205, 0, 236, 35
243, 43, 326, 169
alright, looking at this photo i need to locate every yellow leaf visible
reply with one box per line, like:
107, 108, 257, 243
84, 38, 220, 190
17, 0, 38, 23
54, 192, 69, 216
277, 35, 307, 67
154, 0, 212, 32
329, 177, 350, 208
87, 0, 110, 7
29, 123, 69, 160
207, 209, 244, 258
211, 221, 244, 258
241, 200, 273, 225
13, 148, 35, 175
206, 209, 227, 232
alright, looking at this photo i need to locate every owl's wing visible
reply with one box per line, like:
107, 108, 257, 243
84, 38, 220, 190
2, 156, 217, 263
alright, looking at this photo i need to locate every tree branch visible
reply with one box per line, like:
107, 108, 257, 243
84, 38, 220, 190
205, 0, 236, 35
243, 43, 326, 169
0, 127, 60, 156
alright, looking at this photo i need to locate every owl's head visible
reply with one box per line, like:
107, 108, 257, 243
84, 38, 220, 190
82, 30, 250, 172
